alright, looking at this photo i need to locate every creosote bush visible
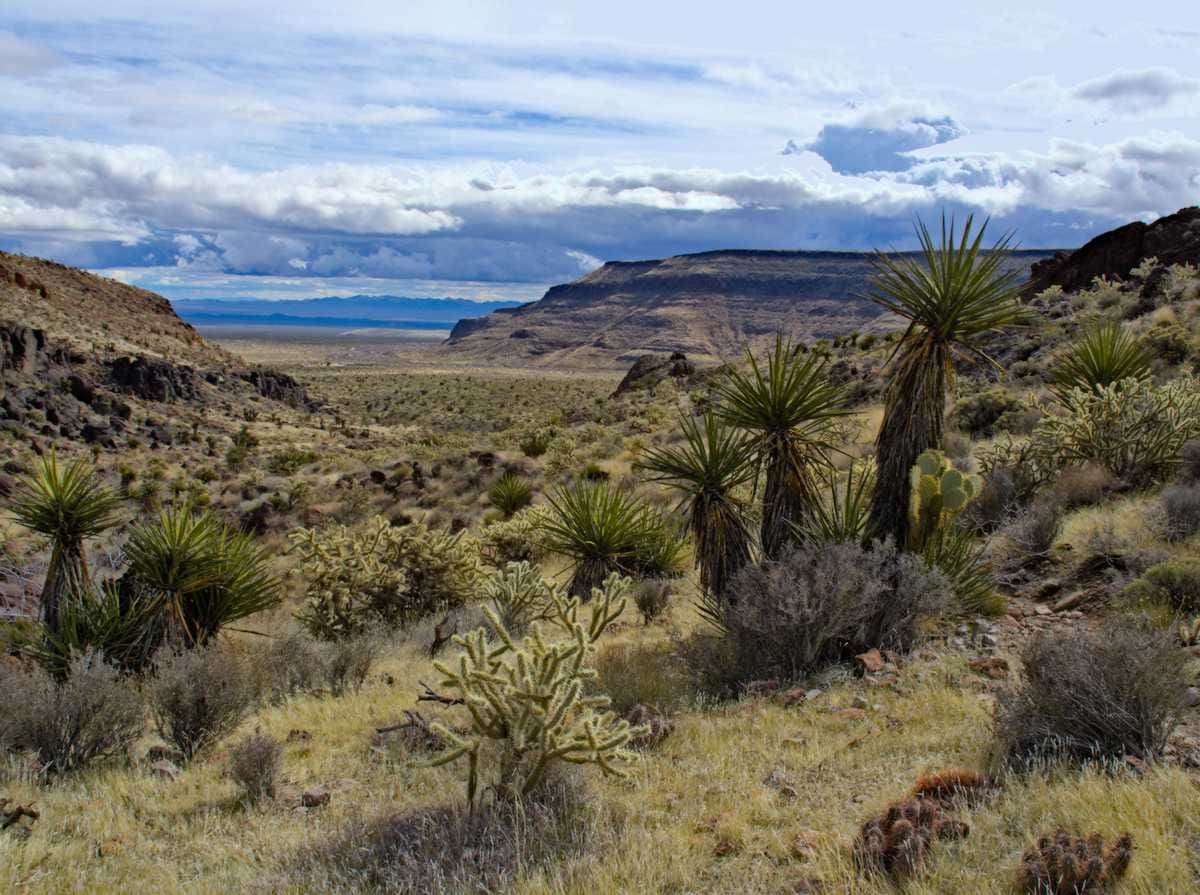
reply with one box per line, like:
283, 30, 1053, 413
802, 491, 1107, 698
1157, 483, 1200, 541
995, 618, 1184, 766
0, 651, 144, 777
228, 733, 282, 802
151, 644, 257, 760
711, 539, 951, 685
1124, 559, 1200, 612
291, 516, 480, 639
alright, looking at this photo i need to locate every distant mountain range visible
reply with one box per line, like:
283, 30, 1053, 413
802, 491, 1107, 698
171, 295, 523, 331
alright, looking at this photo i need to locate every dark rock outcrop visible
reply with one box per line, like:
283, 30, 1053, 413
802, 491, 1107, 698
238, 368, 317, 409
109, 356, 200, 403
1026, 206, 1200, 295
612, 351, 697, 397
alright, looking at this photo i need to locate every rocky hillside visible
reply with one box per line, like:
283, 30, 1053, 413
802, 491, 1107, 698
443, 248, 1055, 367
0, 253, 316, 452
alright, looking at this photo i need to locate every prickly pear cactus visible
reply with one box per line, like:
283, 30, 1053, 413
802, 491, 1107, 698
908, 450, 981, 550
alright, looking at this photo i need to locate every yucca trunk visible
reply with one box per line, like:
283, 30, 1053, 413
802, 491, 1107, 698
760, 442, 816, 559
868, 344, 950, 548
692, 497, 752, 604
40, 541, 90, 633
569, 556, 616, 600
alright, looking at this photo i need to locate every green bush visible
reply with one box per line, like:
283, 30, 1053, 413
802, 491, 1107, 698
951, 388, 1025, 438
519, 430, 553, 458
266, 446, 320, 475
291, 516, 480, 639
1125, 559, 1200, 612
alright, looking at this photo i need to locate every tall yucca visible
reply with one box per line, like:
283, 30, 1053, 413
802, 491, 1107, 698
9, 452, 123, 631
637, 413, 755, 618
1052, 321, 1151, 404
125, 505, 280, 646
866, 215, 1025, 547
715, 336, 851, 558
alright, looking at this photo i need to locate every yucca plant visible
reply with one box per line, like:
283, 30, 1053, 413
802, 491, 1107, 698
791, 460, 876, 546
9, 452, 123, 632
637, 413, 755, 614
865, 215, 1025, 548
27, 581, 161, 678
1051, 321, 1151, 404
487, 473, 533, 517
125, 505, 280, 646
537, 481, 684, 598
715, 336, 851, 558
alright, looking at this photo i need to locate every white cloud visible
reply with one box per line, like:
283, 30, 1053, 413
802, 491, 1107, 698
1071, 67, 1200, 113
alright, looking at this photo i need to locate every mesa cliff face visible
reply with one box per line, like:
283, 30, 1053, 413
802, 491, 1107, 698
443, 248, 1055, 368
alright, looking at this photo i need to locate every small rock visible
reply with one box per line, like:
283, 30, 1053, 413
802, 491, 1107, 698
967, 657, 1010, 680
301, 787, 330, 808
150, 760, 181, 782
145, 745, 185, 764
745, 679, 781, 697
855, 648, 885, 673
777, 687, 808, 707
625, 703, 674, 749
287, 729, 312, 743
838, 708, 868, 721
763, 767, 799, 799
805, 688, 823, 701
790, 830, 820, 860
1052, 590, 1090, 613
1185, 687, 1200, 709
851, 695, 869, 710
1034, 605, 1053, 616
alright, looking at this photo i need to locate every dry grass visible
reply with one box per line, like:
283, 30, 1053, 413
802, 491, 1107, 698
3, 607, 1199, 893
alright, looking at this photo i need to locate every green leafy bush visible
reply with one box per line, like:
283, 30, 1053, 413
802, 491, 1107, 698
266, 446, 319, 475
519, 429, 553, 458
421, 573, 643, 806
29, 581, 161, 677
0, 651, 144, 777
952, 388, 1025, 438
291, 516, 480, 639
1125, 559, 1200, 612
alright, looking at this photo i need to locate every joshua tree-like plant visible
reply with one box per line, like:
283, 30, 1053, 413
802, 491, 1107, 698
10, 452, 123, 632
791, 460, 876, 546
537, 481, 684, 598
865, 215, 1025, 548
715, 336, 851, 558
1051, 321, 1151, 404
487, 473, 533, 517
636, 413, 755, 615
126, 505, 280, 646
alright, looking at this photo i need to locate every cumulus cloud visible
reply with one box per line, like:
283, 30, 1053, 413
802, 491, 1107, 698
1070, 67, 1200, 113
802, 104, 965, 174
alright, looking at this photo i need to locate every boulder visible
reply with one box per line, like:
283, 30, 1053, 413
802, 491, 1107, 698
109, 355, 200, 403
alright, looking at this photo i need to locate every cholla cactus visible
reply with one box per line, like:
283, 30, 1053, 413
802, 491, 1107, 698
482, 561, 559, 632
290, 516, 480, 639
422, 573, 643, 806
908, 449, 981, 550
479, 507, 548, 567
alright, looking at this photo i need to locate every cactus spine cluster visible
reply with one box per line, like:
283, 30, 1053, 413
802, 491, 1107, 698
907, 449, 981, 550
1017, 830, 1134, 894
421, 572, 645, 806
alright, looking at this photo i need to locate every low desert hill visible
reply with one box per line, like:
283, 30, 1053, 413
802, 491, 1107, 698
443, 247, 1056, 367
0, 252, 315, 452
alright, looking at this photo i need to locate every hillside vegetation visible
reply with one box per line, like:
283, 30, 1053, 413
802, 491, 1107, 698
3, 210, 1200, 894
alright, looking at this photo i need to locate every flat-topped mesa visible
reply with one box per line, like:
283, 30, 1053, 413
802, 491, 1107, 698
441, 247, 1054, 369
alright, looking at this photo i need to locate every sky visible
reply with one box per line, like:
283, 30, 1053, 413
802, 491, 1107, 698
1, 1, 1198, 303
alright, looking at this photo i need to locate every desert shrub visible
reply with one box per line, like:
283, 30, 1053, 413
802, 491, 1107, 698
958, 465, 1022, 534
228, 733, 282, 802
538, 482, 685, 598
518, 429, 553, 459
1157, 483, 1200, 541
715, 539, 950, 684
0, 651, 144, 777
953, 387, 1023, 438
994, 619, 1184, 765
632, 578, 671, 623
258, 630, 325, 702
266, 447, 319, 475
593, 640, 692, 715
226, 425, 258, 470
1124, 559, 1200, 612
1017, 829, 1134, 894
291, 516, 480, 639
288, 770, 602, 894
1033, 378, 1200, 484
998, 500, 1063, 562
1177, 439, 1200, 483
976, 436, 1060, 508
1046, 462, 1116, 510
1143, 321, 1193, 365
321, 634, 379, 696
421, 573, 642, 806
479, 507, 548, 567
486, 474, 533, 516
151, 644, 257, 760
